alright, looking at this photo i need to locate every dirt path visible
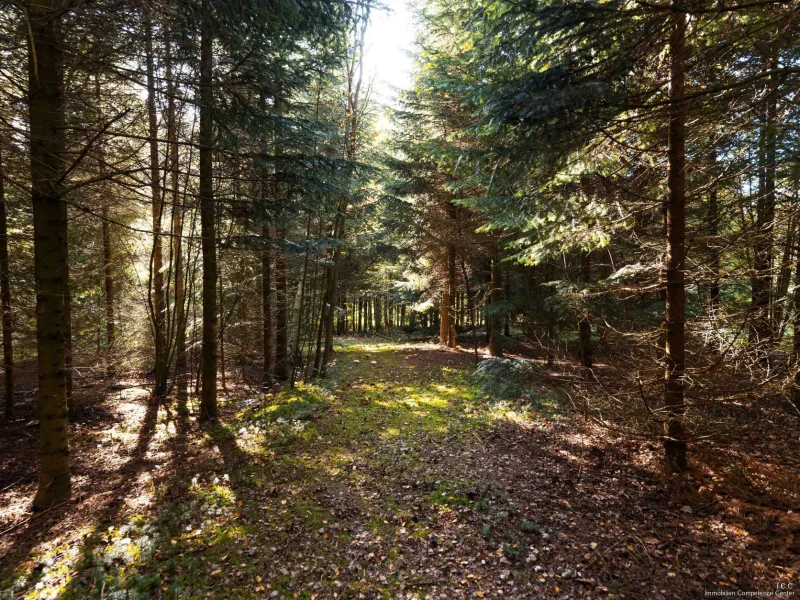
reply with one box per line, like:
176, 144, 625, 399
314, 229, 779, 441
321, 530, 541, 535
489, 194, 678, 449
1, 340, 797, 598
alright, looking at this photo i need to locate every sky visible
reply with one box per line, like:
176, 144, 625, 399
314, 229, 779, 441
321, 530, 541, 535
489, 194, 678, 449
362, 0, 419, 108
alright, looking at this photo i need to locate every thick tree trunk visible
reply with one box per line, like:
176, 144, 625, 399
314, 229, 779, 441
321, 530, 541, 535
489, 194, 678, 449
198, 2, 218, 421
145, 15, 167, 399
28, 0, 71, 509
664, 9, 688, 473
0, 144, 13, 419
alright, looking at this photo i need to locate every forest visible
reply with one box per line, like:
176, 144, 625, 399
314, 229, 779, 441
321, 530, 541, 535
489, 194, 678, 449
0, 0, 799, 597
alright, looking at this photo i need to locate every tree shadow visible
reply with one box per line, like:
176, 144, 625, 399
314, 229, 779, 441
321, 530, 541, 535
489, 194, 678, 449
0, 390, 160, 593
5, 341, 797, 598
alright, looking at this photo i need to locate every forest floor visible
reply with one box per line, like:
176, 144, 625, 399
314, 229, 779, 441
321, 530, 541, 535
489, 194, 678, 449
1, 338, 799, 599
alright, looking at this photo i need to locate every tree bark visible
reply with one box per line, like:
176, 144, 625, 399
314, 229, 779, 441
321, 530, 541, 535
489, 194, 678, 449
290, 216, 313, 388
102, 208, 114, 350
0, 143, 13, 419
198, 1, 218, 421
448, 245, 457, 347
439, 285, 448, 344
503, 269, 511, 338
750, 48, 777, 348
28, 0, 71, 508
489, 249, 503, 357
792, 238, 800, 405
579, 253, 592, 372
219, 271, 226, 391
262, 227, 273, 389
145, 14, 167, 399
664, 9, 688, 473
374, 294, 382, 333
708, 150, 720, 316
275, 228, 289, 381
166, 28, 187, 401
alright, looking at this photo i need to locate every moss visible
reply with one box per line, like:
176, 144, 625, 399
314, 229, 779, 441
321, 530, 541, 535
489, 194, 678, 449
428, 481, 471, 507
5, 338, 565, 600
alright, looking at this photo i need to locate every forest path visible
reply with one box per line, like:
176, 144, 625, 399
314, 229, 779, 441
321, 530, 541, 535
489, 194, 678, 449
2, 339, 782, 599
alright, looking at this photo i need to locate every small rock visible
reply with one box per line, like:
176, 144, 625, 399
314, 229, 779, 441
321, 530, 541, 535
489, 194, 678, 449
681, 505, 692, 514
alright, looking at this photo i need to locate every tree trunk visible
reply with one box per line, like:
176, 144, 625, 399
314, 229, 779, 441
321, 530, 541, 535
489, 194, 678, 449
312, 265, 328, 376
664, 9, 688, 473
198, 2, 218, 421
0, 143, 13, 419
262, 227, 273, 389
792, 238, 800, 405
374, 294, 382, 333
166, 28, 187, 401
219, 270, 226, 391
489, 250, 503, 357
775, 217, 795, 335
290, 216, 313, 388
708, 150, 720, 316
275, 228, 289, 381
448, 245, 457, 347
321, 199, 346, 377
102, 209, 114, 350
503, 268, 511, 338
64, 244, 72, 415
579, 252, 592, 372
750, 49, 777, 348
439, 285, 449, 344
28, 0, 71, 509
145, 14, 167, 399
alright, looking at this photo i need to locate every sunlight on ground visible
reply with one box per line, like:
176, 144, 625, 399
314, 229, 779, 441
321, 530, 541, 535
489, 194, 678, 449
2, 339, 566, 599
